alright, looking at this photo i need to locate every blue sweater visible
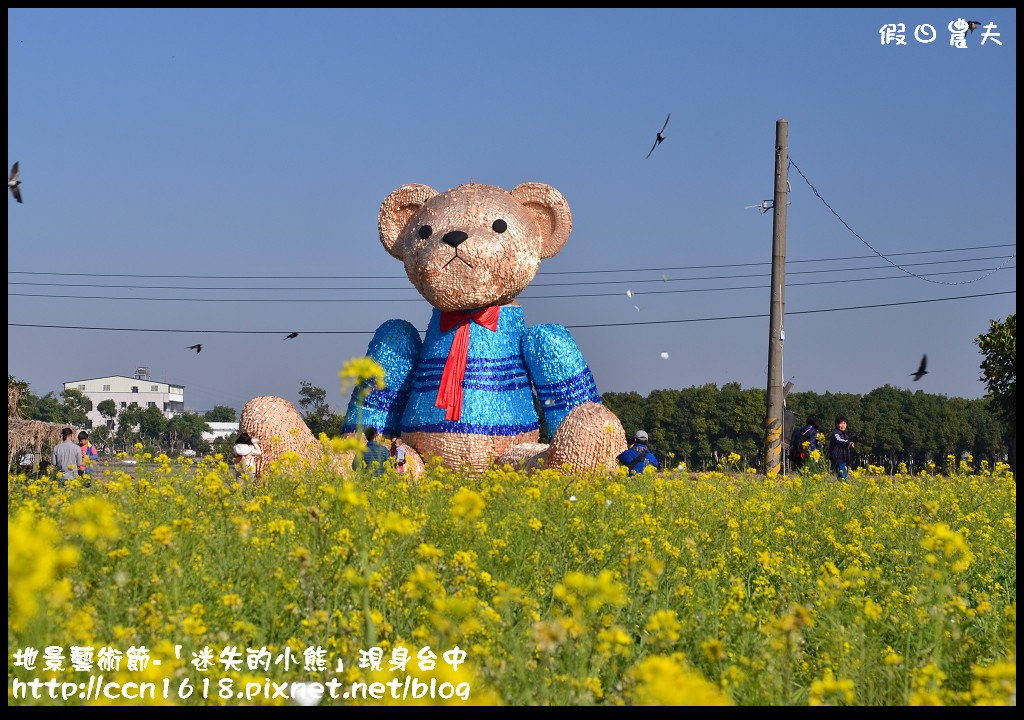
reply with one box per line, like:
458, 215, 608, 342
343, 306, 601, 438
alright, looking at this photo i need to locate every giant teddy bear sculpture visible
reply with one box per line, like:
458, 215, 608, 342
240, 181, 626, 475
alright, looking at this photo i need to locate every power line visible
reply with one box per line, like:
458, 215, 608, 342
7, 243, 1014, 280
8, 290, 1013, 334
789, 157, 1017, 285
9, 265, 1014, 304
7, 254, 1013, 291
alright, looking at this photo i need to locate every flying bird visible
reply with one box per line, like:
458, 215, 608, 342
911, 354, 928, 381
186, 344, 203, 354
8, 162, 22, 203
284, 332, 299, 340
967, 20, 982, 33
645, 114, 671, 159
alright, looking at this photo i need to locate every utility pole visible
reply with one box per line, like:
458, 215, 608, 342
763, 119, 788, 476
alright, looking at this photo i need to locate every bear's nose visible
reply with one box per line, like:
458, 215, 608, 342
442, 230, 468, 248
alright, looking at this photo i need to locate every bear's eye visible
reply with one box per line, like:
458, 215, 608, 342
418, 225, 432, 240
491, 219, 508, 234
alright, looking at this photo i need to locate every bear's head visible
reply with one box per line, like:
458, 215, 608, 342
378, 182, 572, 312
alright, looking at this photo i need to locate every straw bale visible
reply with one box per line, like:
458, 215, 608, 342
239, 396, 319, 476
547, 402, 627, 472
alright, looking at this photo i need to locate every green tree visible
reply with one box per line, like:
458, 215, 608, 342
28, 392, 64, 423
860, 385, 905, 472
601, 392, 646, 443
298, 380, 343, 437
299, 381, 330, 416
167, 413, 212, 453
204, 405, 238, 422
60, 388, 93, 427
97, 399, 118, 425
116, 405, 144, 449
975, 314, 1016, 431
89, 424, 112, 451
138, 406, 168, 443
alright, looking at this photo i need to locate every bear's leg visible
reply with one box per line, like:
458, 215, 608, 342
496, 442, 550, 472
546, 402, 627, 472
240, 396, 320, 477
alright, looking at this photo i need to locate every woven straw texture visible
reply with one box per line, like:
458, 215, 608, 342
548, 402, 627, 472
496, 442, 550, 472
239, 396, 319, 476
403, 429, 540, 472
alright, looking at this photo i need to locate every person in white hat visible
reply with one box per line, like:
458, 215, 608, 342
616, 430, 658, 476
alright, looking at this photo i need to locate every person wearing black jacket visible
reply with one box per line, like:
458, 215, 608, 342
616, 430, 659, 476
828, 416, 855, 480
789, 415, 820, 471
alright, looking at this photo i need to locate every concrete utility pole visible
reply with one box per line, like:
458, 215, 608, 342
763, 119, 789, 476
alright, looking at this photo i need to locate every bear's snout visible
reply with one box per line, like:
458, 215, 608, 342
441, 230, 468, 248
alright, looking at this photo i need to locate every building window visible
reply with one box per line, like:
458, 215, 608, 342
151, 385, 159, 392
131, 402, 139, 407
163, 403, 169, 411
78, 384, 86, 391
120, 402, 127, 408
131, 386, 139, 393
103, 384, 111, 391
106, 419, 115, 429
147, 402, 157, 409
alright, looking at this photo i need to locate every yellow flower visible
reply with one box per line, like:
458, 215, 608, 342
450, 487, 485, 525
150, 524, 173, 548
339, 356, 387, 393
377, 510, 419, 536
809, 668, 856, 705
863, 598, 883, 621
8, 510, 77, 630
646, 610, 682, 645
700, 637, 726, 661
626, 655, 730, 705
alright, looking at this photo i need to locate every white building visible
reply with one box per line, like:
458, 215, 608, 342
64, 367, 185, 429
202, 422, 240, 444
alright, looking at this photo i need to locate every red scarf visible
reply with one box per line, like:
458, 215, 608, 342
436, 306, 501, 421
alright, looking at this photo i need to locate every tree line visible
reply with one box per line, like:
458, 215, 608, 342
8, 313, 1013, 472
602, 384, 1009, 474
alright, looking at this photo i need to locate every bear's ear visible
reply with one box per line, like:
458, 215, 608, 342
379, 184, 438, 260
510, 183, 573, 259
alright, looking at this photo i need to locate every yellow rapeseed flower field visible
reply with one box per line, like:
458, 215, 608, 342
7, 453, 1016, 706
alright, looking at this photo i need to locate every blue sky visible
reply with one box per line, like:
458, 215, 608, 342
7, 8, 1016, 414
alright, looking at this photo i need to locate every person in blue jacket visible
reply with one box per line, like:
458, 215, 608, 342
352, 427, 392, 476
828, 416, 855, 480
617, 430, 659, 476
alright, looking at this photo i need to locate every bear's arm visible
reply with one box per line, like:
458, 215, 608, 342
522, 323, 602, 436
342, 319, 422, 437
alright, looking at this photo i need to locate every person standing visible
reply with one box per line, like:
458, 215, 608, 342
391, 437, 408, 473
828, 416, 855, 480
50, 428, 82, 486
616, 430, 659, 476
77, 430, 98, 478
789, 415, 820, 471
232, 432, 262, 481
353, 427, 391, 475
